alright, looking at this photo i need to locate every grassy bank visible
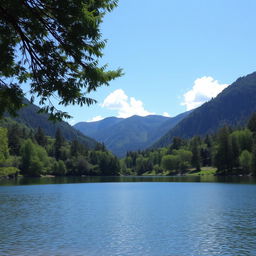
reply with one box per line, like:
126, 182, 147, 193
141, 167, 217, 176
187, 167, 217, 176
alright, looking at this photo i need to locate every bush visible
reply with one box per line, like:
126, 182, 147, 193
239, 150, 252, 173
0, 167, 20, 177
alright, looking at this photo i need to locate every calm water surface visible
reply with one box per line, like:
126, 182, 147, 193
0, 176, 256, 256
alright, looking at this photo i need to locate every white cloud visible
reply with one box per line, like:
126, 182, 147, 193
69, 119, 78, 126
163, 112, 171, 117
87, 115, 104, 122
102, 89, 155, 118
182, 76, 229, 110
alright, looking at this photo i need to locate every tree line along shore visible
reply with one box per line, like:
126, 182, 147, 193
1, 113, 256, 179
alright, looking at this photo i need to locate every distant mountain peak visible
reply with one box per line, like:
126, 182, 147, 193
74, 112, 189, 157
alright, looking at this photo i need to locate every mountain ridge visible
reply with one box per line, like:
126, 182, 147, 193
74, 112, 190, 157
153, 71, 256, 148
6, 98, 97, 148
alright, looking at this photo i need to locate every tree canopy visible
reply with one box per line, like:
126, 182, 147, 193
0, 0, 122, 119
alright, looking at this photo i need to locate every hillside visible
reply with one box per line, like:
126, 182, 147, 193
74, 117, 124, 139
6, 99, 97, 149
154, 71, 256, 148
74, 112, 190, 157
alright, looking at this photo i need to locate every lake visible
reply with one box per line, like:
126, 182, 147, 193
0, 176, 256, 256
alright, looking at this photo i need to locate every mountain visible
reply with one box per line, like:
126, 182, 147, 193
6, 99, 97, 148
74, 112, 190, 157
74, 116, 124, 139
154, 71, 256, 148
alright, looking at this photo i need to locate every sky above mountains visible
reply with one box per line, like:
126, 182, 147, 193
88, 76, 228, 122
23, 0, 256, 124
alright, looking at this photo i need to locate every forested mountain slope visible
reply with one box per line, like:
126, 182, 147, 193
6, 99, 97, 149
74, 117, 124, 139
154, 72, 256, 148
74, 112, 190, 157
0, 117, 120, 178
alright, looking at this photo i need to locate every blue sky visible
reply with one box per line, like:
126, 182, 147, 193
28, 0, 256, 124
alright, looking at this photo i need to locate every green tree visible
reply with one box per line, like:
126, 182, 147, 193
75, 157, 91, 175
125, 156, 133, 169
215, 126, 233, 173
200, 147, 212, 166
126, 151, 138, 166
20, 139, 34, 173
20, 139, 50, 176
239, 150, 252, 174
89, 150, 98, 165
0, 0, 122, 119
70, 139, 87, 157
190, 137, 201, 171
70, 140, 80, 157
251, 142, 256, 175
0, 127, 9, 163
52, 160, 67, 176
149, 151, 162, 166
204, 135, 212, 148
54, 128, 65, 160
230, 134, 240, 168
161, 155, 179, 171
88, 150, 120, 176
248, 113, 256, 134
135, 156, 152, 175
7, 124, 22, 155
98, 151, 120, 176
168, 137, 183, 153
35, 127, 47, 147
231, 129, 252, 152
200, 135, 213, 166
173, 149, 192, 172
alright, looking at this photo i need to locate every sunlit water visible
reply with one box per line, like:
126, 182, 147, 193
1, 176, 256, 256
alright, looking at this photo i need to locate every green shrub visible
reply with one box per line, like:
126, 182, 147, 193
0, 167, 20, 177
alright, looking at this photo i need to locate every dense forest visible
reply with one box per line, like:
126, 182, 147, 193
1, 113, 256, 178
0, 119, 120, 178
121, 113, 256, 177
10, 98, 97, 148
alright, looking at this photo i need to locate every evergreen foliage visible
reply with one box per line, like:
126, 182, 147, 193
0, 119, 120, 177
122, 112, 256, 176
2, 112, 256, 178
0, 127, 9, 162
239, 150, 252, 173
191, 137, 201, 171
6, 98, 97, 148
35, 127, 47, 147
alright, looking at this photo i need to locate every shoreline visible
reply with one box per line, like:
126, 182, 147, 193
1, 173, 255, 181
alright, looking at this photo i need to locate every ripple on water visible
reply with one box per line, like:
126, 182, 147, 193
0, 181, 256, 256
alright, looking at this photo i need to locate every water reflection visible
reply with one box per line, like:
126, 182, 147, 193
0, 175, 256, 186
